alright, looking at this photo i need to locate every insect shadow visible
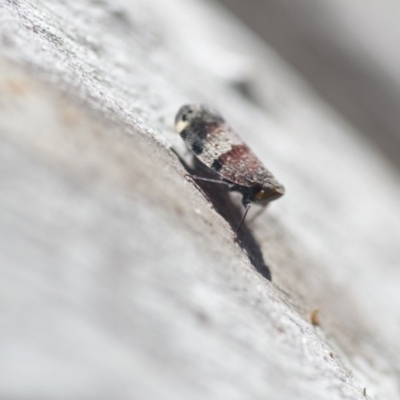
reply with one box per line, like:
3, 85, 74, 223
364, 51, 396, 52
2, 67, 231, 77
174, 150, 272, 281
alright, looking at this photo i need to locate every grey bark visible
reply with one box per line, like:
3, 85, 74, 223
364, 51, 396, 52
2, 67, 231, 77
0, 0, 399, 399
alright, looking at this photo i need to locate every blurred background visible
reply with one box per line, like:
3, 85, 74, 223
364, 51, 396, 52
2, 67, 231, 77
217, 0, 400, 170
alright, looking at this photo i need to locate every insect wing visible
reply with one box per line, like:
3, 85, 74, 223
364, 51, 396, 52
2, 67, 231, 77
184, 123, 269, 187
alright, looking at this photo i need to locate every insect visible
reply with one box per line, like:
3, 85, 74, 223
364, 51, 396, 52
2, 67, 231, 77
175, 104, 285, 235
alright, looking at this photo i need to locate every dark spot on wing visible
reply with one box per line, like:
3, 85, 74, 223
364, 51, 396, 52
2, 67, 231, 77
191, 140, 204, 155
190, 119, 208, 139
211, 159, 223, 172
180, 129, 188, 140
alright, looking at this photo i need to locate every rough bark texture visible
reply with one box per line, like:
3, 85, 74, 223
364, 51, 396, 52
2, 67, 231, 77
1, 1, 400, 399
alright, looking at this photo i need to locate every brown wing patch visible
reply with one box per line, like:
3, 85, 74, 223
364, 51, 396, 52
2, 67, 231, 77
183, 121, 271, 187
218, 145, 268, 186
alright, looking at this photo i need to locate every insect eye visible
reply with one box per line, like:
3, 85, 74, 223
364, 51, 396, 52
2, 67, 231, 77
254, 189, 267, 202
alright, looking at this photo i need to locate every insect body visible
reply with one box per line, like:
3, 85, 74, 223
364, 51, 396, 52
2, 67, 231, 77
175, 104, 285, 234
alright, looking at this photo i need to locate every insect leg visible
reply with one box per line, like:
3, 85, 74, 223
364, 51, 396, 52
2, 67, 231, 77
185, 174, 231, 186
234, 200, 251, 236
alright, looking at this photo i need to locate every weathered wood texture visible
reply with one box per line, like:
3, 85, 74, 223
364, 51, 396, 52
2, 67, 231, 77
1, 0, 400, 399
